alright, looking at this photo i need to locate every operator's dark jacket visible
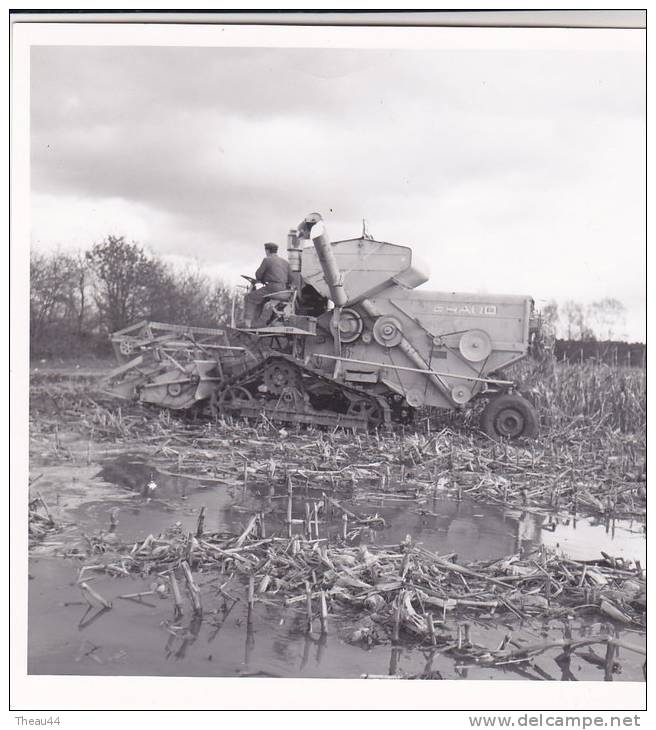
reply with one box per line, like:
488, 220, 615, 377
244, 254, 292, 325
255, 254, 291, 288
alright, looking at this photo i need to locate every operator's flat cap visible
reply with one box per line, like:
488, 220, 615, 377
264, 242, 278, 253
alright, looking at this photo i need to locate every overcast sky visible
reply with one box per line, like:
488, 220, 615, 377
30, 34, 645, 340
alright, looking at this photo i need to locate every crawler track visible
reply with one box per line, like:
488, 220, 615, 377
211, 352, 391, 430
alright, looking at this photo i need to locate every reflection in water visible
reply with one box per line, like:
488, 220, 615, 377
98, 459, 150, 494
160, 612, 204, 662
357, 496, 519, 561
316, 633, 327, 666
516, 511, 539, 557
555, 621, 578, 682
296, 632, 328, 671
529, 663, 556, 681
523, 511, 645, 562
352, 492, 644, 564
389, 645, 402, 676
244, 611, 255, 667
300, 634, 311, 671
207, 598, 238, 644
78, 605, 111, 631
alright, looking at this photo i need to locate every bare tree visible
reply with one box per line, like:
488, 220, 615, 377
70, 251, 92, 338
539, 299, 559, 332
560, 299, 596, 341
588, 298, 626, 340
86, 235, 170, 333
30, 249, 91, 355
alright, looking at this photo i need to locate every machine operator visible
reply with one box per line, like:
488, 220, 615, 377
243, 242, 291, 327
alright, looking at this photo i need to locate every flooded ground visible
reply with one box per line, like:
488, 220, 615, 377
28, 553, 646, 681
28, 453, 646, 680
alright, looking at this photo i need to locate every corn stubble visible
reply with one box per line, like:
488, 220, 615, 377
28, 359, 646, 679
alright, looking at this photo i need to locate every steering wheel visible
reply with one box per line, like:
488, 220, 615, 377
240, 274, 257, 289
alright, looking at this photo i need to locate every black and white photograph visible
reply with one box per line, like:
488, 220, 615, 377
10, 10, 647, 715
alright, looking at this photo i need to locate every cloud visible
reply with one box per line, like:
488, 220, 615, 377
30, 40, 645, 339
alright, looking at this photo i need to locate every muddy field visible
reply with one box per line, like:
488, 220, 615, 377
27, 363, 646, 681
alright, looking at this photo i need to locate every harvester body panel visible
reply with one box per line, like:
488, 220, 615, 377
300, 237, 429, 304
301, 235, 533, 410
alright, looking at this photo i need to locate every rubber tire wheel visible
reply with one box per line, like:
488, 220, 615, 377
480, 393, 539, 440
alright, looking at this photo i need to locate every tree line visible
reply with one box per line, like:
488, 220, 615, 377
540, 298, 629, 341
30, 235, 239, 358
30, 235, 639, 362
553, 340, 645, 368
539, 298, 645, 366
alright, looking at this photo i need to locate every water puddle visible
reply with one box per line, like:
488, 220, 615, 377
73, 455, 646, 566
28, 454, 646, 680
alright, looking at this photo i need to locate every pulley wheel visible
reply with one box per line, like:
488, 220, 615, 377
263, 361, 300, 395
450, 383, 472, 405
459, 329, 492, 362
166, 382, 183, 397
338, 308, 364, 343
119, 340, 135, 356
372, 316, 403, 348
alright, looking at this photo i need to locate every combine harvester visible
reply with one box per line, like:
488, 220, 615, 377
103, 213, 542, 439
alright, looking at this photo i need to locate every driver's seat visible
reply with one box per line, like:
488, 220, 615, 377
258, 289, 297, 326
265, 289, 295, 302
